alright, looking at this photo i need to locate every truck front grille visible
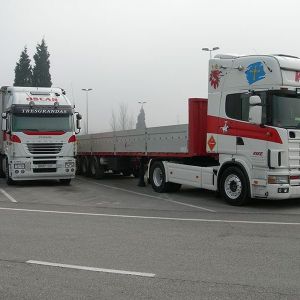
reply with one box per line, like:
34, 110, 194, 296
27, 143, 63, 155
288, 140, 300, 168
32, 157, 57, 173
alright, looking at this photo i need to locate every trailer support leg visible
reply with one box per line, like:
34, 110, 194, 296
137, 157, 146, 187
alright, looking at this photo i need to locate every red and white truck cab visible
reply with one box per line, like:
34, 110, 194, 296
0, 86, 81, 185
207, 54, 300, 202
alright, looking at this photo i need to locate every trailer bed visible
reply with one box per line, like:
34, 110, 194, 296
77, 98, 208, 158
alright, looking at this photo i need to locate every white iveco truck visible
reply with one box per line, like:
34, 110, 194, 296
0, 86, 81, 185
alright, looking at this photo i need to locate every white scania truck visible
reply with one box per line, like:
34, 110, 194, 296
0, 86, 82, 185
77, 54, 300, 205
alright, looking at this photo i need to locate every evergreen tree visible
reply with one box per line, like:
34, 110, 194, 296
136, 107, 146, 129
14, 47, 33, 87
32, 39, 52, 87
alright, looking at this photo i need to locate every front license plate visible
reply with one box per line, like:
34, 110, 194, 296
36, 164, 56, 168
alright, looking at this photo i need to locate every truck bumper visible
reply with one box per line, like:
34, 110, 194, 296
266, 184, 300, 200
9, 158, 76, 181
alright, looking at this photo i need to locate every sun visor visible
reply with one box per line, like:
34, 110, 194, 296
11, 105, 73, 116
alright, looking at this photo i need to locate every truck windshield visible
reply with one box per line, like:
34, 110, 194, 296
271, 93, 300, 128
12, 115, 73, 132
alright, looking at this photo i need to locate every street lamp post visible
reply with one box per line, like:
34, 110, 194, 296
82, 88, 93, 134
202, 47, 220, 59
138, 101, 147, 108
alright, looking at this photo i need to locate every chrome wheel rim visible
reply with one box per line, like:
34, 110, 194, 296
224, 174, 242, 199
153, 167, 163, 187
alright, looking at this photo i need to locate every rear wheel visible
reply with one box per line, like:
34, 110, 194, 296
149, 161, 181, 193
5, 159, 14, 185
80, 157, 89, 177
76, 157, 81, 175
91, 157, 105, 179
220, 166, 250, 206
0, 157, 5, 178
90, 157, 97, 178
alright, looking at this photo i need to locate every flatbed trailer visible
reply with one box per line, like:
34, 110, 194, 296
77, 98, 218, 191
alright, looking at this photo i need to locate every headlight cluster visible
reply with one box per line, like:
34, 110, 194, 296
65, 162, 75, 168
268, 175, 289, 184
14, 163, 25, 169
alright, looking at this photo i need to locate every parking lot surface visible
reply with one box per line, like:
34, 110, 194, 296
0, 175, 299, 299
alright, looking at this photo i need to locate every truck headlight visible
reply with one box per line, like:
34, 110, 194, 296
14, 163, 25, 169
268, 175, 289, 184
65, 162, 75, 168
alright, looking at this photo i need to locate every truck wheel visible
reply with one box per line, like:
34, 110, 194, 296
60, 179, 71, 185
91, 157, 105, 179
89, 157, 97, 178
0, 157, 5, 178
76, 158, 81, 175
5, 159, 14, 185
220, 166, 250, 206
149, 161, 181, 193
81, 157, 89, 177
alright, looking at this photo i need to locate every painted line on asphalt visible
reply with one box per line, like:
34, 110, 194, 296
0, 189, 17, 203
26, 260, 156, 278
76, 178, 216, 213
0, 207, 299, 225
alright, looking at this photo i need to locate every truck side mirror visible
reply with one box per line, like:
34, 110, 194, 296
1, 112, 10, 133
2, 118, 6, 132
249, 95, 262, 125
75, 113, 82, 133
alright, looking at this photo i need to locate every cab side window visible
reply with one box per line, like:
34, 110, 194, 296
225, 93, 249, 121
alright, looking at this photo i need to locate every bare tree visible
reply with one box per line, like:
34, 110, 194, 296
110, 103, 135, 131
128, 112, 135, 130
118, 103, 128, 130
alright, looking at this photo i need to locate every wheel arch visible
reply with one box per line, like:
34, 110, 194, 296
148, 159, 169, 182
217, 160, 252, 197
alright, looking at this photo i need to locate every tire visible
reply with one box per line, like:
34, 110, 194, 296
5, 159, 14, 185
149, 161, 181, 193
92, 157, 105, 179
0, 157, 5, 178
220, 166, 250, 206
80, 156, 89, 177
76, 157, 81, 175
60, 179, 71, 185
89, 157, 97, 178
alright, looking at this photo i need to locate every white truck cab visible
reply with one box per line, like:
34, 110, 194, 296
0, 86, 81, 184
207, 54, 300, 202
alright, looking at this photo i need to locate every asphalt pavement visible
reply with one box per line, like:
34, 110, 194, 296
0, 174, 299, 299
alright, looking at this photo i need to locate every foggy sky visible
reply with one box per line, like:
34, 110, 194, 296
0, 0, 299, 133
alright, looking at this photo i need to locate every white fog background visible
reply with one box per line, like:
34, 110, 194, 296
0, 0, 299, 132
